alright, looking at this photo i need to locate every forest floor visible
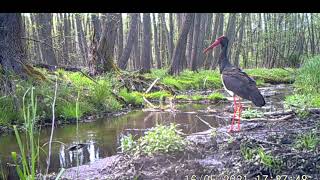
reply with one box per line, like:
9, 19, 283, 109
60, 106, 320, 180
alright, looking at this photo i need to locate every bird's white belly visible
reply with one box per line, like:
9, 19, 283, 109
221, 75, 234, 96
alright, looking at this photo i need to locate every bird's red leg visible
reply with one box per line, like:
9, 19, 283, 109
236, 98, 242, 131
228, 95, 237, 133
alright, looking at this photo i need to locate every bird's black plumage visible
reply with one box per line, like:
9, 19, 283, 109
215, 36, 266, 107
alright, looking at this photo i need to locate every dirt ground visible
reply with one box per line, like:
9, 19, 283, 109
58, 108, 320, 180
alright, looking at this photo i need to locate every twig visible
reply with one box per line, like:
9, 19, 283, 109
195, 115, 214, 129
46, 75, 58, 174
145, 78, 160, 93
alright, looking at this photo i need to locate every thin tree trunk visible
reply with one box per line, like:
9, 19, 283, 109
118, 13, 138, 70
234, 13, 246, 67
212, 13, 224, 69
141, 13, 152, 73
152, 13, 161, 69
191, 13, 201, 71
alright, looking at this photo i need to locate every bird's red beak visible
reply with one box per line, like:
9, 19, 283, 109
203, 38, 222, 54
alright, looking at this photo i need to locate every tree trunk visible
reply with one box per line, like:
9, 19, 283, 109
225, 13, 237, 62
168, 13, 174, 62
75, 14, 87, 66
190, 13, 201, 71
212, 13, 224, 69
196, 13, 206, 68
168, 13, 194, 75
63, 13, 71, 64
152, 13, 161, 69
96, 13, 120, 73
141, 13, 152, 73
234, 13, 246, 67
37, 13, 57, 66
91, 14, 101, 42
118, 13, 138, 70
117, 14, 124, 61
0, 13, 27, 98
186, 16, 194, 68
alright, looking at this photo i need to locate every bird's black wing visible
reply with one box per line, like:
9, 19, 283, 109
222, 67, 265, 107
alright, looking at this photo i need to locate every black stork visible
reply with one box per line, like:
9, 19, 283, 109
204, 35, 266, 132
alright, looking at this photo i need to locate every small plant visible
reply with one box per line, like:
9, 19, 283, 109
241, 108, 263, 119
207, 92, 226, 101
210, 128, 217, 137
257, 148, 281, 169
240, 144, 255, 161
11, 87, 40, 180
140, 123, 186, 155
120, 134, 136, 153
120, 123, 187, 156
294, 132, 319, 151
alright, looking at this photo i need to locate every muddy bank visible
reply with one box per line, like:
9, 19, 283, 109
59, 108, 320, 180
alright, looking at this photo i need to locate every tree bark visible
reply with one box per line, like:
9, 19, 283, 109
168, 13, 194, 75
96, 13, 120, 73
168, 13, 174, 62
75, 14, 87, 65
225, 13, 237, 62
118, 13, 138, 70
0, 13, 27, 97
190, 13, 201, 71
234, 13, 246, 67
117, 14, 124, 61
152, 13, 161, 69
141, 13, 152, 73
37, 13, 57, 66
212, 13, 224, 69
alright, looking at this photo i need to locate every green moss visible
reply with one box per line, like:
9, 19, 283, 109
144, 91, 172, 100
175, 95, 190, 100
191, 94, 205, 101
119, 89, 144, 106
207, 92, 226, 101
246, 68, 295, 84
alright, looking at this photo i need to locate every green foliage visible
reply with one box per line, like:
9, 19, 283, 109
90, 80, 121, 111
241, 108, 263, 119
191, 94, 205, 101
246, 68, 295, 84
139, 123, 186, 155
284, 94, 320, 117
294, 56, 320, 94
240, 144, 255, 161
120, 134, 136, 153
57, 101, 93, 119
12, 87, 39, 180
144, 91, 172, 101
0, 96, 22, 126
294, 132, 319, 151
257, 148, 281, 169
207, 92, 226, 101
120, 123, 187, 156
175, 95, 190, 100
119, 89, 144, 106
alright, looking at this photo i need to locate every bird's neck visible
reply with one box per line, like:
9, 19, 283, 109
219, 45, 232, 73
